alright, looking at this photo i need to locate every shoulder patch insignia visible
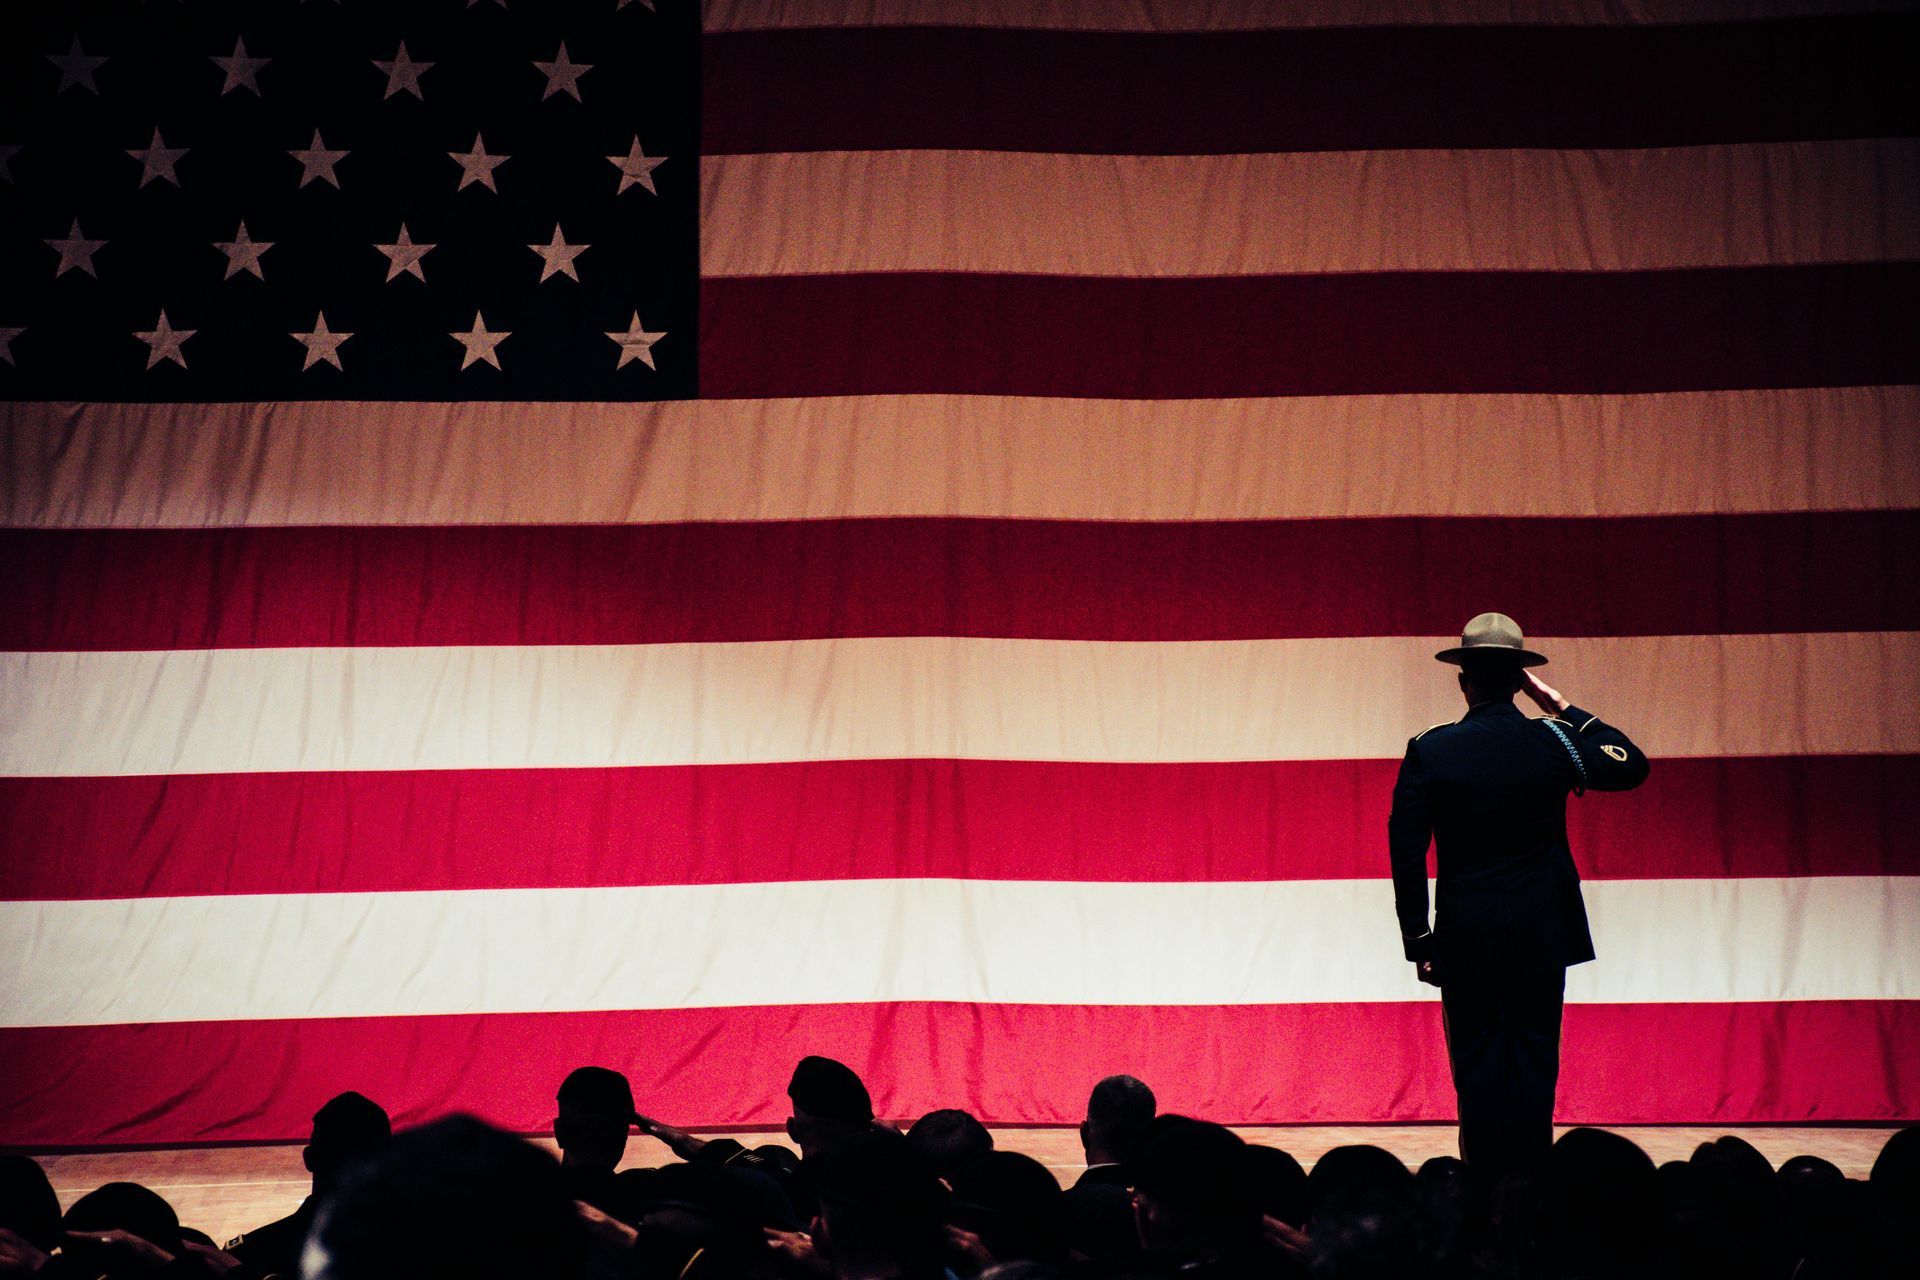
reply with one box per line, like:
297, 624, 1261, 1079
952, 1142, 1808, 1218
1600, 744, 1629, 762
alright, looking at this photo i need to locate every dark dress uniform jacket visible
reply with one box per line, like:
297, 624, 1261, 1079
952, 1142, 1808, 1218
1389, 701, 1649, 981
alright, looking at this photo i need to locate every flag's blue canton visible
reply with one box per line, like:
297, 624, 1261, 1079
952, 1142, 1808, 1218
0, 1, 697, 401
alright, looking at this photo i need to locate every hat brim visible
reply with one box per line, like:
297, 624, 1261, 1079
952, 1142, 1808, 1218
1435, 645, 1548, 667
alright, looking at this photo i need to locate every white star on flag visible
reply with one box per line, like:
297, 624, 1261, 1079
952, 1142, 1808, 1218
46, 219, 108, 278
126, 129, 189, 189
533, 42, 592, 101
212, 36, 269, 96
289, 130, 349, 188
607, 138, 666, 195
212, 221, 274, 280
606, 312, 667, 369
48, 37, 108, 94
374, 224, 436, 282
0, 326, 23, 366
133, 310, 196, 370
529, 224, 589, 283
449, 133, 509, 192
291, 312, 352, 371
374, 40, 433, 100
450, 312, 510, 370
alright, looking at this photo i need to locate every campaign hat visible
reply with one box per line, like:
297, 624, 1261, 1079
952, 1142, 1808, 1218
1434, 612, 1548, 667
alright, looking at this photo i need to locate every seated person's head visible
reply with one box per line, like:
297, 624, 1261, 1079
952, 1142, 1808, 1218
61, 1182, 183, 1276
1245, 1145, 1308, 1229
306, 1091, 391, 1196
1081, 1075, 1155, 1167
1129, 1117, 1259, 1261
1778, 1155, 1848, 1254
812, 1128, 945, 1280
1872, 1124, 1920, 1222
553, 1066, 635, 1172
1542, 1128, 1660, 1268
1305, 1144, 1411, 1227
627, 1161, 798, 1280
785, 1055, 873, 1160
1058, 1182, 1136, 1264
906, 1108, 993, 1182
306, 1115, 585, 1280
0, 1155, 62, 1254
948, 1150, 1065, 1265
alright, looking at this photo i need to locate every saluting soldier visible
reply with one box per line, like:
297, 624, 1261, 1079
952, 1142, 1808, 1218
1388, 613, 1649, 1178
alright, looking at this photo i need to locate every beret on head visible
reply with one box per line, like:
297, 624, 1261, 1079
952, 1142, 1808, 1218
558, 1066, 636, 1122
787, 1054, 873, 1122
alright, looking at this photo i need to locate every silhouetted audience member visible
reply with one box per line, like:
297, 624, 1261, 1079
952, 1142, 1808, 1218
785, 1055, 875, 1161
0, 1156, 62, 1256
1056, 1182, 1136, 1266
1130, 1117, 1263, 1277
62, 1182, 212, 1278
1245, 1146, 1308, 1229
906, 1109, 994, 1182
4, 1164, 264, 1280
949, 1151, 1065, 1268
1538, 1127, 1662, 1278
305, 1115, 585, 1280
1413, 1156, 1483, 1274
1778, 1154, 1848, 1272
1871, 1123, 1919, 1217
22, 1064, 1919, 1280
1686, 1134, 1792, 1278
1304, 1173, 1436, 1280
554, 1066, 637, 1217
227, 1090, 389, 1279
624, 1160, 797, 1280
1305, 1145, 1411, 1227
811, 1129, 946, 1280
636, 1054, 874, 1223
1076, 1077, 1155, 1190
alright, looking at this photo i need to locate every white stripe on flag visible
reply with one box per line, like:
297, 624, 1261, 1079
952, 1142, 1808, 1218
2, 633, 1913, 777
4, 876, 1914, 1027
702, 142, 1920, 277
6, 388, 1915, 527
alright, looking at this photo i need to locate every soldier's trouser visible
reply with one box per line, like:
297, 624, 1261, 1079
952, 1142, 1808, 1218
1441, 966, 1567, 1180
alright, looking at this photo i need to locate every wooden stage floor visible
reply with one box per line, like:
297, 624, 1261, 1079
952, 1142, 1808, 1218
31, 1125, 1900, 1246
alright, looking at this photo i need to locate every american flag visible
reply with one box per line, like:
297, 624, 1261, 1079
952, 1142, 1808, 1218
2, 0, 1916, 1145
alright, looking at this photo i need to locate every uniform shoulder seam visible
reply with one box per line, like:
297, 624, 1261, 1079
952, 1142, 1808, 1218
1412, 721, 1453, 742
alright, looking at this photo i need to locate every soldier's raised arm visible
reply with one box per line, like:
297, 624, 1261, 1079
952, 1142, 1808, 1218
1522, 670, 1649, 791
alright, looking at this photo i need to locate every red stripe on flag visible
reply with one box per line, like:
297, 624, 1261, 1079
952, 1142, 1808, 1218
2, 1000, 1912, 1145
701, 17, 1920, 154
3, 756, 1910, 901
6, 512, 1915, 650
697, 266, 1920, 399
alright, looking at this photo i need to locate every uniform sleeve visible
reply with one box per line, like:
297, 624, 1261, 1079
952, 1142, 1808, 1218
1387, 738, 1435, 960
1558, 704, 1650, 792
